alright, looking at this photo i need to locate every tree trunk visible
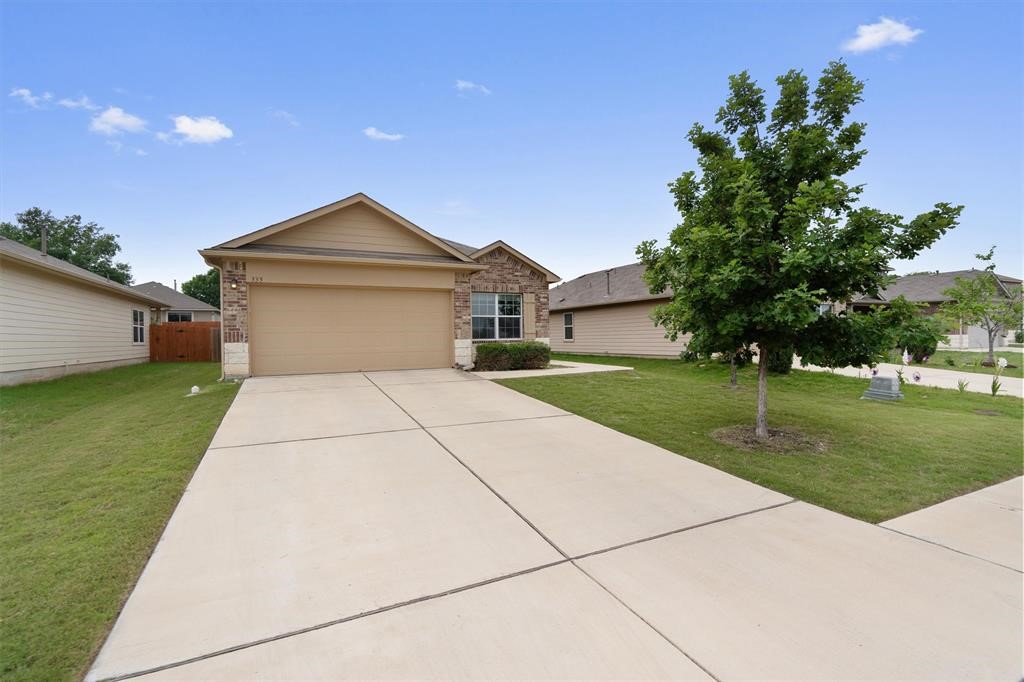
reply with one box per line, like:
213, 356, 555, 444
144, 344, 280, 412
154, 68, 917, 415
756, 347, 769, 439
730, 355, 738, 388
987, 329, 996, 365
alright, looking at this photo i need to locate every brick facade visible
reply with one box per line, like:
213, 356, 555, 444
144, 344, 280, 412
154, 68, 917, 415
457, 246, 550, 341
221, 260, 248, 343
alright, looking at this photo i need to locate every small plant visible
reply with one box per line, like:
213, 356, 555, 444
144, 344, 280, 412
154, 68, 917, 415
991, 356, 1008, 396
895, 367, 906, 385
957, 379, 969, 393
1016, 330, 1024, 343
944, 356, 956, 367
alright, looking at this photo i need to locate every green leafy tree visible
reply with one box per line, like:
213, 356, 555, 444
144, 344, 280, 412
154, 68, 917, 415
888, 297, 948, 362
940, 248, 1023, 364
0, 207, 132, 284
181, 268, 221, 308
638, 62, 961, 439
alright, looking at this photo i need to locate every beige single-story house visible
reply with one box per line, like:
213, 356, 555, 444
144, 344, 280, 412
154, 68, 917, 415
131, 281, 221, 323
549, 262, 689, 357
199, 193, 559, 378
0, 236, 166, 386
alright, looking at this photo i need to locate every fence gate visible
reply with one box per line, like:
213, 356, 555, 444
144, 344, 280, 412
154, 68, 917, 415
150, 322, 222, 362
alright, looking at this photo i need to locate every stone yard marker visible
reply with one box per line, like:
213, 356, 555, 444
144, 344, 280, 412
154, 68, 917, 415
862, 375, 904, 401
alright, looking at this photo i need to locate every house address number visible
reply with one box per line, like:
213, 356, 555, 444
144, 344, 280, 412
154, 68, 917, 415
248, 275, 265, 283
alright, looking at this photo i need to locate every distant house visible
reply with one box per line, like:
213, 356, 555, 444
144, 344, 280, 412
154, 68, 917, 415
549, 262, 688, 358
131, 281, 220, 323
851, 269, 1023, 348
0, 237, 166, 386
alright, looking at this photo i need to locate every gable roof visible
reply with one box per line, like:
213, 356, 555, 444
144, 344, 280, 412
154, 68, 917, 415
549, 262, 669, 311
0, 237, 165, 308
854, 269, 1022, 304
131, 281, 219, 311
471, 240, 561, 284
212, 193, 475, 263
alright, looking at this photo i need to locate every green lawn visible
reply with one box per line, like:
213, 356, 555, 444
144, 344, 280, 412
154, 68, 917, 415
920, 349, 1024, 379
0, 363, 238, 682
500, 354, 1023, 523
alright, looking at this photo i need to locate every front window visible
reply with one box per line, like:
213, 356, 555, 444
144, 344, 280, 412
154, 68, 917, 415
168, 311, 193, 322
817, 303, 832, 316
472, 292, 522, 340
132, 309, 146, 344
563, 312, 574, 341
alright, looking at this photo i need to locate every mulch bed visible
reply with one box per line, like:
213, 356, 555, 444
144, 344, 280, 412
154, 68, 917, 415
712, 425, 830, 454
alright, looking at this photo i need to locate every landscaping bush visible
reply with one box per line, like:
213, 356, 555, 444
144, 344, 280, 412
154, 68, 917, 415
765, 345, 794, 375
474, 341, 550, 371
1016, 330, 1024, 343
894, 314, 947, 363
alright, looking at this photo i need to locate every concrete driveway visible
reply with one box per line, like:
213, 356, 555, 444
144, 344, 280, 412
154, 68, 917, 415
89, 370, 1022, 681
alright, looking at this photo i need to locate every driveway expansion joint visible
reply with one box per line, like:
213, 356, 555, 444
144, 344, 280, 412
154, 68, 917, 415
205, 426, 422, 450
878, 524, 1023, 574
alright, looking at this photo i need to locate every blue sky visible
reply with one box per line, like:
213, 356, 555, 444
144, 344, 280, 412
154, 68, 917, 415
2, 2, 1021, 287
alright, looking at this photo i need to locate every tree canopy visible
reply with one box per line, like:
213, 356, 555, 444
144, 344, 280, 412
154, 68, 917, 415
0, 208, 133, 285
638, 61, 961, 439
181, 268, 220, 309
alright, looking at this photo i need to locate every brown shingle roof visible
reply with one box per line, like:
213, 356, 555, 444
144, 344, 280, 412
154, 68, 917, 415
131, 281, 219, 311
549, 262, 671, 311
854, 269, 1021, 304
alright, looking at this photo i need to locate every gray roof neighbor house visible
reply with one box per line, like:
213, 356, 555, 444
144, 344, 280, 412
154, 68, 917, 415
853, 269, 1022, 305
131, 281, 219, 313
549, 262, 670, 312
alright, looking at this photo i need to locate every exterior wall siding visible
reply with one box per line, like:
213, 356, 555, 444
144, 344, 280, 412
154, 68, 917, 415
0, 259, 149, 385
550, 300, 688, 358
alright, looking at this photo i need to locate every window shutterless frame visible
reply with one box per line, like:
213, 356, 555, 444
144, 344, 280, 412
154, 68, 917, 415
471, 292, 523, 340
563, 312, 574, 341
168, 311, 193, 323
131, 308, 146, 344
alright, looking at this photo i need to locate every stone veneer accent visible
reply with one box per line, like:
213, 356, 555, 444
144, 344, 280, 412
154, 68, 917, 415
220, 260, 250, 378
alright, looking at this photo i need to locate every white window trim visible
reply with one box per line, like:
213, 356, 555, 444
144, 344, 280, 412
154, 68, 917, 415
167, 311, 194, 322
471, 292, 524, 341
131, 308, 147, 345
563, 311, 574, 342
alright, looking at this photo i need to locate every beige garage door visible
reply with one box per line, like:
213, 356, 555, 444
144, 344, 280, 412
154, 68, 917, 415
250, 285, 452, 376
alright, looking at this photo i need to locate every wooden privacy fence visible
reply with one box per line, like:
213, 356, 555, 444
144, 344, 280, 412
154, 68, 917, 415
150, 322, 222, 362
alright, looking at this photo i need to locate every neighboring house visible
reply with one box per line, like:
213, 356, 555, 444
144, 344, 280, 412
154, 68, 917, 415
851, 269, 1023, 348
198, 193, 559, 377
549, 262, 688, 358
131, 281, 221, 323
0, 237, 165, 386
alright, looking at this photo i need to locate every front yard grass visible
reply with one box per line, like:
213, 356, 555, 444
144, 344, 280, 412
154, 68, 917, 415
0, 363, 238, 682
921, 349, 1023, 379
500, 354, 1023, 523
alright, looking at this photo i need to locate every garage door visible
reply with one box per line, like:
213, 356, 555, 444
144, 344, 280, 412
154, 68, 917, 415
249, 286, 452, 375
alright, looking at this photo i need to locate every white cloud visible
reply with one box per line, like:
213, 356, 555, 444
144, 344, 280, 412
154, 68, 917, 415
90, 106, 147, 135
363, 126, 404, 141
134, 148, 148, 156
842, 17, 923, 53
455, 79, 492, 95
9, 87, 51, 108
58, 95, 100, 111
270, 109, 300, 127
161, 115, 234, 144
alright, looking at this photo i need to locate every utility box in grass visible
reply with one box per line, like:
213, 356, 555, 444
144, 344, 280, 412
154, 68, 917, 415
862, 375, 904, 401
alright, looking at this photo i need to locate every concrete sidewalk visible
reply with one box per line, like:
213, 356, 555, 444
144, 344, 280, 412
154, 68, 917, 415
87, 369, 1023, 681
802, 361, 1024, 398
883, 477, 1023, 571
